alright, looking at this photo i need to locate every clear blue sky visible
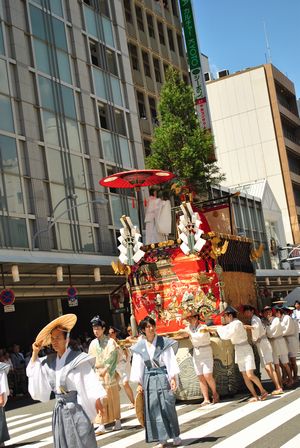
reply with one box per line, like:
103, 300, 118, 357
193, 0, 300, 98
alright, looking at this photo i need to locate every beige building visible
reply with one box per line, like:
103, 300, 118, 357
122, 0, 189, 157
206, 64, 300, 245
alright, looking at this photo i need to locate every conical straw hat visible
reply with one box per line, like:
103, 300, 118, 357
35, 314, 77, 347
135, 391, 144, 427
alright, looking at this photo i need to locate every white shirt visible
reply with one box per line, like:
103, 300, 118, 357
266, 317, 283, 338
217, 319, 248, 344
26, 350, 106, 421
186, 324, 211, 347
130, 336, 180, 384
281, 315, 295, 337
0, 368, 9, 406
251, 315, 266, 342
292, 309, 300, 331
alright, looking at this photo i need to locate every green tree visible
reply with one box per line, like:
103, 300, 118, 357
146, 67, 224, 198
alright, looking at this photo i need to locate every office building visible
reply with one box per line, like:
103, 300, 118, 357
206, 64, 300, 245
0, 0, 146, 345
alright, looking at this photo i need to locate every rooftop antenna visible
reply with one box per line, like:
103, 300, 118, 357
263, 21, 272, 63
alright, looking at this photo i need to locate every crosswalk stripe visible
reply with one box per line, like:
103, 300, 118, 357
212, 398, 300, 448
169, 390, 294, 446
6, 413, 30, 422
5, 424, 52, 445
101, 401, 232, 448
280, 433, 300, 448
9, 417, 52, 435
7, 411, 52, 428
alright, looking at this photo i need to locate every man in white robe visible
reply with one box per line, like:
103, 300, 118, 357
242, 305, 282, 395
276, 307, 298, 383
0, 363, 10, 447
216, 306, 268, 402
26, 314, 106, 448
263, 307, 293, 388
180, 311, 219, 406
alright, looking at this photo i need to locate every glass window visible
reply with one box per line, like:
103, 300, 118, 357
0, 135, 18, 174
142, 51, 151, 77
128, 43, 139, 71
110, 194, 123, 225
1, 174, 24, 213
51, 183, 68, 213
0, 95, 14, 132
84, 5, 98, 38
153, 57, 161, 83
47, 148, 64, 182
33, 39, 51, 75
57, 49, 72, 84
52, 16, 67, 51
177, 34, 184, 57
119, 136, 132, 168
93, 67, 107, 99
137, 91, 146, 118
51, 0, 63, 17
147, 14, 155, 38
39, 76, 55, 111
61, 85, 76, 119
80, 226, 94, 252
66, 118, 80, 151
71, 155, 85, 188
98, 103, 110, 130
0, 25, 4, 55
101, 131, 115, 163
0, 217, 28, 248
43, 110, 60, 146
106, 49, 118, 76
102, 16, 114, 47
114, 109, 126, 136
123, 0, 132, 23
111, 76, 123, 106
127, 197, 138, 227
135, 5, 144, 31
0, 59, 9, 94
157, 21, 165, 45
167, 28, 175, 52
30, 5, 47, 41
74, 188, 89, 221
57, 222, 73, 250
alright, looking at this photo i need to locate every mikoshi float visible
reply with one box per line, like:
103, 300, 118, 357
102, 173, 262, 400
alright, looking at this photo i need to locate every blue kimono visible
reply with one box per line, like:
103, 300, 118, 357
131, 336, 180, 443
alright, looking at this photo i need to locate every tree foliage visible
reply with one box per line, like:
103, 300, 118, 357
146, 67, 225, 196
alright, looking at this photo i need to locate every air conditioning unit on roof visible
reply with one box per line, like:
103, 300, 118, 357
218, 69, 229, 78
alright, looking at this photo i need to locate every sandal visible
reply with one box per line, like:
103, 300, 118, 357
199, 400, 211, 407
248, 397, 259, 402
271, 389, 284, 395
260, 391, 268, 401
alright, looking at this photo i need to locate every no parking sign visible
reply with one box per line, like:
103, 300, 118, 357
0, 289, 15, 306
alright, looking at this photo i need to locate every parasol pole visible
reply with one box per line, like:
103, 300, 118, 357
135, 187, 143, 242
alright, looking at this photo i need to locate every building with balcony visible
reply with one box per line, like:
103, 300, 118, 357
0, 0, 149, 346
121, 0, 189, 157
206, 64, 300, 245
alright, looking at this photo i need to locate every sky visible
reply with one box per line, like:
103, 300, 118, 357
192, 0, 300, 98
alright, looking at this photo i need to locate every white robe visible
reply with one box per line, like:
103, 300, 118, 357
281, 315, 299, 356
130, 336, 180, 384
251, 315, 273, 365
0, 369, 9, 406
26, 349, 106, 421
217, 319, 255, 368
266, 317, 289, 359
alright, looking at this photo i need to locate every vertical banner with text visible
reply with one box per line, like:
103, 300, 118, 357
179, 0, 212, 130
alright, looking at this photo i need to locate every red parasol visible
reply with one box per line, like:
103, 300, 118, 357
99, 169, 174, 189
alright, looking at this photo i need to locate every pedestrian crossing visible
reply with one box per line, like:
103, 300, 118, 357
5, 388, 300, 448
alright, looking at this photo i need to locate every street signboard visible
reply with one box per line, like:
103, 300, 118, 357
179, 0, 212, 130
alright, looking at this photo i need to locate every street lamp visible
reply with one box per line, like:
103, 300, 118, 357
31, 196, 107, 249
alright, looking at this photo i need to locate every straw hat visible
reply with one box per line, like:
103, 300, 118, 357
35, 314, 77, 347
135, 391, 144, 427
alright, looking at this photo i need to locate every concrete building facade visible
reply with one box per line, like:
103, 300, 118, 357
206, 64, 300, 245
122, 0, 189, 157
0, 0, 148, 346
